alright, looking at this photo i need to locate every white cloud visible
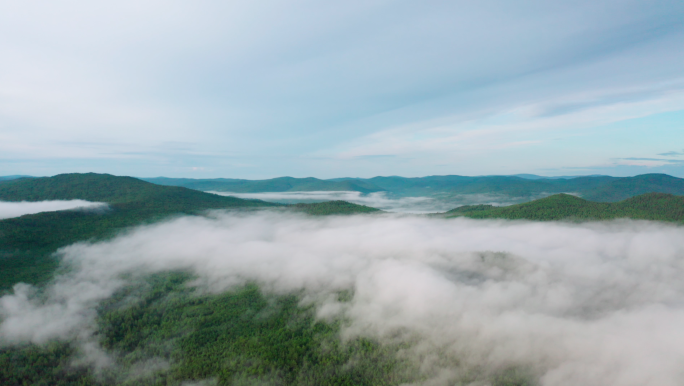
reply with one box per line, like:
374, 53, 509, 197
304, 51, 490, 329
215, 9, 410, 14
331, 85, 684, 160
1, 1, 683, 177
0, 200, 108, 220
3, 212, 684, 384
209, 190, 536, 213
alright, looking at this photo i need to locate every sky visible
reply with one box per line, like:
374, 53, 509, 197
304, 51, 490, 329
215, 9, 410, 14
1, 0, 683, 179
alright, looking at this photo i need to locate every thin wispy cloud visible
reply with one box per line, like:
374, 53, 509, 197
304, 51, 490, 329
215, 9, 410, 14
659, 150, 684, 157
0, 200, 108, 220
210, 190, 528, 213
0, 0, 682, 177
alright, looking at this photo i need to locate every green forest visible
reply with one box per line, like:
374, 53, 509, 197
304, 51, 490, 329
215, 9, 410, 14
0, 174, 379, 291
446, 192, 684, 222
1, 272, 417, 386
143, 173, 684, 202
3, 173, 684, 385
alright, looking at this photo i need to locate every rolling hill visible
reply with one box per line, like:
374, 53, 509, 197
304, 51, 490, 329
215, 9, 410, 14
0, 175, 32, 182
2, 173, 683, 386
144, 173, 684, 202
0, 173, 381, 289
291, 200, 381, 215
446, 192, 684, 222
0, 174, 398, 386
0, 173, 279, 290
143, 176, 386, 194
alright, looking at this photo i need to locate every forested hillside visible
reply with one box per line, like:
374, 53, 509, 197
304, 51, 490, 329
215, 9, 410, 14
291, 200, 381, 215
2, 173, 682, 386
446, 192, 684, 222
145, 173, 684, 202
1, 273, 416, 386
0, 174, 382, 290
143, 176, 386, 194
0, 174, 278, 290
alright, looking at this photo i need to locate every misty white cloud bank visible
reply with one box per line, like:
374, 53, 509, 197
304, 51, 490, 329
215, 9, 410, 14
210, 190, 531, 213
2, 212, 684, 385
0, 200, 108, 219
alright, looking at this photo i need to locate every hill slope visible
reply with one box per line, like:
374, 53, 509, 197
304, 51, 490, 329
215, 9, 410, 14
0, 173, 279, 289
579, 174, 684, 202
0, 173, 268, 205
143, 176, 386, 194
446, 192, 684, 222
145, 173, 684, 203
291, 200, 381, 215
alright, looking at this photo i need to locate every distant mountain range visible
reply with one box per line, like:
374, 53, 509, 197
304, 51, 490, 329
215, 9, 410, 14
0, 173, 376, 289
511, 174, 608, 180
143, 173, 684, 202
143, 176, 385, 194
447, 192, 684, 222
2, 172, 683, 386
0, 173, 277, 288
6, 173, 684, 203
0, 175, 32, 182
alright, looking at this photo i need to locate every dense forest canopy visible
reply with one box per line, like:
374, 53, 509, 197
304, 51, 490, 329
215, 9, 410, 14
2, 173, 684, 385
446, 192, 684, 222
0, 174, 380, 290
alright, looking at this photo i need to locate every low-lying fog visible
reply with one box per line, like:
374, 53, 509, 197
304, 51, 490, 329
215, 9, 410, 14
2, 211, 684, 385
0, 200, 108, 219
209, 191, 541, 213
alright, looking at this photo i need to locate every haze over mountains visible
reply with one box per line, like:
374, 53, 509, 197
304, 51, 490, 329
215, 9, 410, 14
0, 174, 377, 288
3, 0, 683, 383
3, 173, 684, 385
143, 173, 684, 202
8, 173, 684, 204
2, 172, 684, 385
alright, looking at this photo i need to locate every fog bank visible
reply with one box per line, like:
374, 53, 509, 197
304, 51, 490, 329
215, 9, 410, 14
210, 191, 536, 213
0, 200, 108, 219
2, 212, 684, 385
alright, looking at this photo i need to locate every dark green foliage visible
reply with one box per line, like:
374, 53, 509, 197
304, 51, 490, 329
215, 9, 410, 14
0, 173, 279, 290
0, 173, 384, 290
0, 271, 542, 385
291, 201, 381, 216
579, 174, 684, 202
347, 174, 684, 202
0, 173, 270, 205
446, 192, 684, 222
97, 274, 414, 385
0, 342, 95, 386
446, 204, 495, 214
2, 272, 416, 386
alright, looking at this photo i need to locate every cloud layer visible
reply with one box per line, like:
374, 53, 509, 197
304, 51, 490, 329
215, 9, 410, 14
2, 211, 684, 385
210, 190, 540, 213
0, 200, 108, 220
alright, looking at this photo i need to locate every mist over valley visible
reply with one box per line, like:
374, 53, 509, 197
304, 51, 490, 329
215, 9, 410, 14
2, 0, 683, 383
1, 173, 684, 385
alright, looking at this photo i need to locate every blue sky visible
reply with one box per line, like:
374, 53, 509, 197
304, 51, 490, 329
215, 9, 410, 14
1, 0, 683, 179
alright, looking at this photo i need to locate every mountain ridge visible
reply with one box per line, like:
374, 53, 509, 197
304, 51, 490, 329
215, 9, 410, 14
0, 173, 279, 289
446, 192, 684, 222
0, 173, 378, 289
142, 173, 684, 203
